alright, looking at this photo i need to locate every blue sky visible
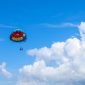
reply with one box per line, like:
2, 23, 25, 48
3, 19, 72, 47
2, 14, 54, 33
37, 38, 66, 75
0, 0, 85, 85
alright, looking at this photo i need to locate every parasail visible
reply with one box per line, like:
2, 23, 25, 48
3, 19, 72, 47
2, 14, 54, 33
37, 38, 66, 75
10, 29, 26, 42
10, 29, 27, 51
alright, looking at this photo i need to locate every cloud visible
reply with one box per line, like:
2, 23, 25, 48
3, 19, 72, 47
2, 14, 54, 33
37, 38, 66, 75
78, 22, 85, 41
18, 60, 78, 85
17, 22, 85, 85
0, 62, 12, 78
40, 22, 78, 28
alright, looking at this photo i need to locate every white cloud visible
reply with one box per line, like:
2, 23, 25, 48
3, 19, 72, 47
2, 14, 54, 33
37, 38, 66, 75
40, 22, 78, 28
0, 62, 12, 78
78, 22, 85, 41
17, 22, 85, 85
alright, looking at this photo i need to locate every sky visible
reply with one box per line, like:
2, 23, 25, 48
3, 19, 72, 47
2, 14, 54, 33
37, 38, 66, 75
0, 0, 85, 85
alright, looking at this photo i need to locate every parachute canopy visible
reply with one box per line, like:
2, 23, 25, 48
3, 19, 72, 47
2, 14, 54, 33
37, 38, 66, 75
10, 30, 26, 42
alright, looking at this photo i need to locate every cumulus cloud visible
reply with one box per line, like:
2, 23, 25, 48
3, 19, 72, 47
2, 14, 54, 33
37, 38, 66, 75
0, 62, 12, 78
17, 22, 85, 85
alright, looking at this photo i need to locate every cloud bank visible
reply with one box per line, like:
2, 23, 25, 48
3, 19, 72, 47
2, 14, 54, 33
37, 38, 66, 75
0, 62, 12, 78
17, 22, 85, 85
